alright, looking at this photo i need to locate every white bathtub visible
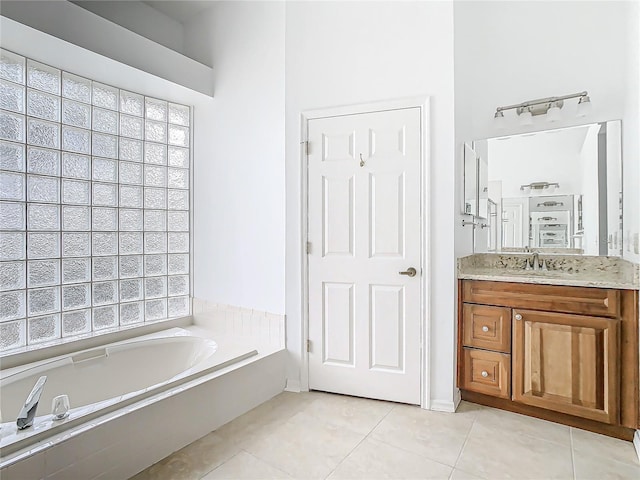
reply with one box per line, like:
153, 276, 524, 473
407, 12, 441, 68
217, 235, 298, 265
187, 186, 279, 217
0, 327, 258, 460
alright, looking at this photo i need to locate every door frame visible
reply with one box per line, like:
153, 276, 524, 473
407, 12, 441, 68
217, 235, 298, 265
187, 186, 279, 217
299, 97, 432, 408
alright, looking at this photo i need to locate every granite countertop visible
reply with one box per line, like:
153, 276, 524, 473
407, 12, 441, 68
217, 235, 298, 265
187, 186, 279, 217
457, 253, 640, 290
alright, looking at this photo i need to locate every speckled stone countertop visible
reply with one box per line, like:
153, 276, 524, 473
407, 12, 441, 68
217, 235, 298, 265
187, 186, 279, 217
457, 253, 640, 290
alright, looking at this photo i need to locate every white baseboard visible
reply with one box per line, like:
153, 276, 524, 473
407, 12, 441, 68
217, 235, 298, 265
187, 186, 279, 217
634, 430, 640, 462
284, 378, 301, 392
430, 399, 458, 413
453, 388, 461, 410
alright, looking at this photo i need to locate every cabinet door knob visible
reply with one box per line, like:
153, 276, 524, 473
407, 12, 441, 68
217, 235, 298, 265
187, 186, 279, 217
514, 313, 523, 321
481, 326, 489, 332
481, 371, 489, 378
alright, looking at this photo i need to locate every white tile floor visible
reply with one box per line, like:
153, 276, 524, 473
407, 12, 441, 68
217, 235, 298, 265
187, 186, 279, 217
132, 391, 640, 480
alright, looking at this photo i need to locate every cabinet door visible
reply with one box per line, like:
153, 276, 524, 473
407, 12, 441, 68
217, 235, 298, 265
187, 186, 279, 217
512, 309, 620, 424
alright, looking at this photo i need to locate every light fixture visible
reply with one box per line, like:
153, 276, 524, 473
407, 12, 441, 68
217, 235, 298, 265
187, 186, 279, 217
520, 181, 560, 192
519, 108, 533, 126
546, 102, 562, 122
493, 91, 591, 126
576, 95, 592, 117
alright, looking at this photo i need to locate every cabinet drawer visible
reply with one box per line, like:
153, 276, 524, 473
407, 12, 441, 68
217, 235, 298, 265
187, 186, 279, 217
461, 348, 510, 399
530, 196, 573, 212
463, 304, 511, 353
462, 280, 619, 318
531, 211, 569, 224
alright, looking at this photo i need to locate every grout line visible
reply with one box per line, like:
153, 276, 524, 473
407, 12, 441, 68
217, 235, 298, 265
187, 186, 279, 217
354, 403, 464, 475
212, 393, 318, 479
321, 401, 396, 479
242, 450, 293, 480
569, 428, 576, 480
237, 446, 294, 479
198, 450, 242, 480
451, 409, 477, 472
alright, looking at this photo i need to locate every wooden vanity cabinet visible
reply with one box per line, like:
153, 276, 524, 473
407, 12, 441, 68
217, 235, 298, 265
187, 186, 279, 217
457, 279, 639, 440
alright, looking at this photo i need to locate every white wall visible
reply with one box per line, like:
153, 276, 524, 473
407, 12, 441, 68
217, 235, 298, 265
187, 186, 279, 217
284, 1, 456, 405
184, 2, 286, 315
624, 1, 640, 262
454, 1, 638, 261
68, 0, 186, 55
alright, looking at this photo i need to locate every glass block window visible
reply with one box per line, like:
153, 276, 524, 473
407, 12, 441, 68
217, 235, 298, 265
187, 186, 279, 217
0, 50, 191, 352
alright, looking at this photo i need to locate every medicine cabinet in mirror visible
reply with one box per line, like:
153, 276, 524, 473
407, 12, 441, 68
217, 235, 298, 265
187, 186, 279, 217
464, 120, 622, 256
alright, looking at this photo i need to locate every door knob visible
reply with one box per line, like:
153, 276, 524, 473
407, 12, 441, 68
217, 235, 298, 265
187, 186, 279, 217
514, 313, 523, 320
399, 267, 417, 277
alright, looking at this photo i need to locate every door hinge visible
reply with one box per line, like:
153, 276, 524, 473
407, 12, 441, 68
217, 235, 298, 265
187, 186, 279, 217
304, 141, 310, 155
306, 241, 311, 254
306, 339, 311, 352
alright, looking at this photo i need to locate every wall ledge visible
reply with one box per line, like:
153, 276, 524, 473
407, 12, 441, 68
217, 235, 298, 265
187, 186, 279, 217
0, 2, 213, 97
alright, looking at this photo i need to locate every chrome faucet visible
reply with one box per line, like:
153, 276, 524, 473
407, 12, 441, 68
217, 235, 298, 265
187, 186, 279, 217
531, 252, 540, 271
16, 375, 47, 430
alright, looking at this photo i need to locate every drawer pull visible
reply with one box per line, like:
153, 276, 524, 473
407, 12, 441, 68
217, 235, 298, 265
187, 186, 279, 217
515, 313, 523, 321
603, 297, 609, 307
481, 371, 489, 378
482, 326, 489, 332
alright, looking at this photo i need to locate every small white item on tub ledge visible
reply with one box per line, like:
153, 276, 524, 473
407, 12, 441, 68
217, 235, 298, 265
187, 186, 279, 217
51, 395, 70, 420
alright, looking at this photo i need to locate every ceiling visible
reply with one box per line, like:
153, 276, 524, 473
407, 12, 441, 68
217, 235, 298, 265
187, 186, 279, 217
142, 0, 214, 24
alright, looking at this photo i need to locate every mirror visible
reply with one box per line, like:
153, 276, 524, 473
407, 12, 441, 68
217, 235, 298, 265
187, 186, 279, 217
466, 120, 622, 256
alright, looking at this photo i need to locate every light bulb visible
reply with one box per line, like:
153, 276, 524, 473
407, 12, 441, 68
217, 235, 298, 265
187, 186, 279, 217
519, 109, 533, 126
577, 95, 592, 117
546, 104, 562, 122
494, 110, 506, 129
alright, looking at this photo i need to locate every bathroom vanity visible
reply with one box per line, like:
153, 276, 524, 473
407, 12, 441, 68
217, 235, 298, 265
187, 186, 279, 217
457, 254, 639, 440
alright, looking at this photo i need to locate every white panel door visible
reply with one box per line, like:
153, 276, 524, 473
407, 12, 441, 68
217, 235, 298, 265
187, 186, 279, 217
307, 108, 422, 404
501, 199, 526, 248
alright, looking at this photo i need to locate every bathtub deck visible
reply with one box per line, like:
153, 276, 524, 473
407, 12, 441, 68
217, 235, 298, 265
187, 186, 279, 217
0, 331, 286, 480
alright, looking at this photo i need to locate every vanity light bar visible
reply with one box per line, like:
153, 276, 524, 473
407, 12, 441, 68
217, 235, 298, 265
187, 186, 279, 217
495, 91, 588, 116
520, 182, 560, 191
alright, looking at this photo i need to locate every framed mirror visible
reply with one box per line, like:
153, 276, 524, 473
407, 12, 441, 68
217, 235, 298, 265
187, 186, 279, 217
467, 120, 622, 256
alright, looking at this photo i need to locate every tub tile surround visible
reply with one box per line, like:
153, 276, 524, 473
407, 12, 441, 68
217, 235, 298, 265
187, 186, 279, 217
132, 392, 640, 480
192, 298, 286, 350
458, 253, 640, 289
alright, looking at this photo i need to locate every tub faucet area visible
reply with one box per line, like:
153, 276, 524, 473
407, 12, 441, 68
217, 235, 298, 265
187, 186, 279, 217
16, 376, 47, 430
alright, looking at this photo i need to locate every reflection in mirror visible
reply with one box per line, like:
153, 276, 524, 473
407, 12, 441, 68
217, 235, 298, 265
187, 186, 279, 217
472, 121, 622, 256
463, 142, 478, 215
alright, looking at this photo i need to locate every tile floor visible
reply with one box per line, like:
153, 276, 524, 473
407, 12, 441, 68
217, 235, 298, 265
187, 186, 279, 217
132, 391, 640, 480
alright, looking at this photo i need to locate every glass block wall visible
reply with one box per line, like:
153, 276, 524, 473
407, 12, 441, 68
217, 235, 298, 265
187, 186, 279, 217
0, 49, 191, 352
